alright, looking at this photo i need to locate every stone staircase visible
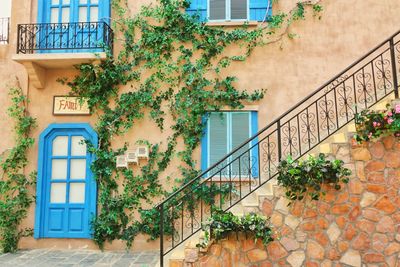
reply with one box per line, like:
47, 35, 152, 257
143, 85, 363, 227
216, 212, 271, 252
165, 95, 395, 267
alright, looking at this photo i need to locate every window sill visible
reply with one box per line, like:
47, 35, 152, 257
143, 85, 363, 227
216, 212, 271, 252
203, 177, 259, 183
205, 21, 259, 27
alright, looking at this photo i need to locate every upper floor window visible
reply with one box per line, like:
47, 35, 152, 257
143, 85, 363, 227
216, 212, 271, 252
39, 0, 110, 24
187, 0, 271, 22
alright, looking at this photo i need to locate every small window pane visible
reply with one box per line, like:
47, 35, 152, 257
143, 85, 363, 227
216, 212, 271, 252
52, 136, 68, 156
90, 6, 98, 21
231, 0, 247, 20
63, 0, 70, 4
210, 0, 226, 20
80, 0, 88, 3
91, 0, 99, 4
61, 7, 70, 23
51, 8, 59, 23
52, 0, 60, 5
69, 183, 86, 203
52, 159, 68, 180
70, 159, 86, 180
79, 7, 88, 22
50, 183, 67, 203
71, 136, 86, 156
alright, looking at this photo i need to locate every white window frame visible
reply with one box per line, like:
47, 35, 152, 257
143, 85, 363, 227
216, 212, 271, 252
207, 112, 252, 170
207, 0, 250, 22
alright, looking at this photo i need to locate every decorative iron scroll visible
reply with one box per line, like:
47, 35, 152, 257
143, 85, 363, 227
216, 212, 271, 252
17, 21, 113, 54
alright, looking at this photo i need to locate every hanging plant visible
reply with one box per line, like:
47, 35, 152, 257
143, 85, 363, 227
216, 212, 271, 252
354, 103, 400, 143
277, 153, 351, 203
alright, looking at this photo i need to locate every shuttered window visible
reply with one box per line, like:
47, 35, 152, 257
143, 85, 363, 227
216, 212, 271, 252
201, 111, 259, 177
187, 0, 271, 22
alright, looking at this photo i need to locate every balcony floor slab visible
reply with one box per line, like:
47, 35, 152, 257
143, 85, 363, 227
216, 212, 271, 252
12, 52, 106, 89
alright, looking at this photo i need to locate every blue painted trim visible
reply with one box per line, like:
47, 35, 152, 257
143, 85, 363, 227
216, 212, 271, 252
251, 111, 259, 178
34, 123, 98, 239
201, 115, 209, 172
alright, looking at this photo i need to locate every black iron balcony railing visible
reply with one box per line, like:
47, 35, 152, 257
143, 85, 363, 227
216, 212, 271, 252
16, 21, 113, 54
156, 30, 400, 266
0, 17, 10, 44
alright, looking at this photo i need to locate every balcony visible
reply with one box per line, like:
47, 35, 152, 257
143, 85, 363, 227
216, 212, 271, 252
12, 21, 113, 88
0, 17, 9, 44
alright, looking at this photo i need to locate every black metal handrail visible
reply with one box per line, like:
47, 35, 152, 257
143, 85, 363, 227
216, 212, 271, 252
0, 17, 10, 44
16, 21, 113, 54
157, 30, 400, 266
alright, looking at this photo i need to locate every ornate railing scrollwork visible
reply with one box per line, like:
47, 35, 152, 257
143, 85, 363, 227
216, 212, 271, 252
16, 21, 113, 54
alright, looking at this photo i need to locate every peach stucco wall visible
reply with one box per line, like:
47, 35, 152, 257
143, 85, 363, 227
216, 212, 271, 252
0, 0, 400, 251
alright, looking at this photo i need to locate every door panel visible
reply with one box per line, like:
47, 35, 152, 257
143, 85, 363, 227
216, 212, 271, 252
38, 126, 96, 239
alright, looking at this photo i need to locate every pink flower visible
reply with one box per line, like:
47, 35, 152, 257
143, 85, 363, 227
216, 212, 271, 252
388, 118, 394, 124
396, 132, 400, 137
373, 121, 378, 127
395, 104, 400, 114
388, 111, 393, 116
368, 132, 373, 138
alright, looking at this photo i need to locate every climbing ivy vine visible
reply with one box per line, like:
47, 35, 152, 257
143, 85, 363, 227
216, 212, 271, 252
64, 0, 323, 248
0, 87, 37, 253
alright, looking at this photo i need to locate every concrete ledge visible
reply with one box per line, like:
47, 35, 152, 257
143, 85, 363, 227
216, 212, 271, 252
12, 52, 106, 69
205, 21, 259, 27
12, 52, 107, 89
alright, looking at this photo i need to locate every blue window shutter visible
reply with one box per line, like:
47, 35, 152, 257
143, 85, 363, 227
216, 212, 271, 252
209, 113, 228, 168
201, 115, 209, 172
250, 111, 259, 178
249, 0, 272, 21
231, 113, 250, 176
186, 0, 207, 22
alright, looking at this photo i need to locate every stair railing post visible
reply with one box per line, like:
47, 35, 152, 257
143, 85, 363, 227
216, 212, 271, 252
159, 203, 164, 267
277, 120, 282, 161
390, 38, 399, 98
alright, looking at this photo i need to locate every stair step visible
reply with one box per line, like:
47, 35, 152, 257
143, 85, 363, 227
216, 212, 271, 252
230, 205, 244, 216
333, 132, 347, 143
347, 122, 356, 133
241, 194, 259, 207
255, 183, 274, 198
319, 143, 331, 154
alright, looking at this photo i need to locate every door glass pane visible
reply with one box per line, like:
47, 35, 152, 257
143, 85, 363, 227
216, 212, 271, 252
69, 183, 86, 203
79, 7, 88, 22
52, 159, 68, 180
91, 0, 99, 4
52, 0, 60, 5
80, 0, 88, 3
70, 159, 86, 179
63, 0, 70, 4
61, 7, 70, 23
90, 7, 98, 21
210, 0, 226, 20
50, 183, 67, 203
71, 136, 87, 156
52, 136, 68, 156
51, 8, 59, 23
231, 0, 247, 20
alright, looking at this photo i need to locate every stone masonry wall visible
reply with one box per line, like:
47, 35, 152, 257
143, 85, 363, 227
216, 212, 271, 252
189, 136, 400, 267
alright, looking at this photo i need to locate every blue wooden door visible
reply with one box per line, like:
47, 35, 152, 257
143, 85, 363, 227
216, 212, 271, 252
36, 124, 97, 238
38, 0, 104, 52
